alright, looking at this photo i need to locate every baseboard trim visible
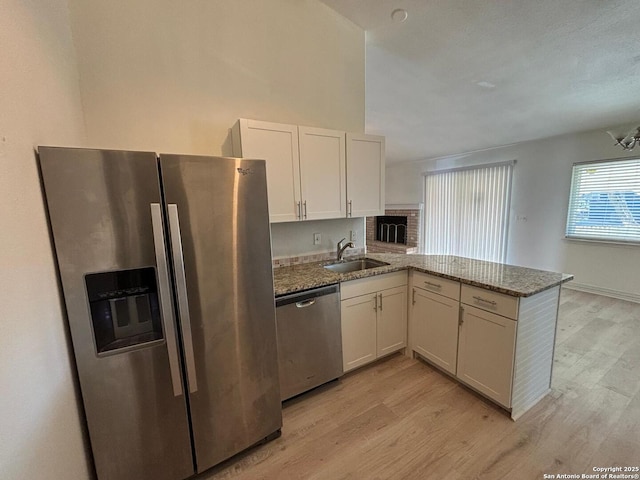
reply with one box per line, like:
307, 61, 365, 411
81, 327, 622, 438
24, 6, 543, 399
564, 282, 640, 304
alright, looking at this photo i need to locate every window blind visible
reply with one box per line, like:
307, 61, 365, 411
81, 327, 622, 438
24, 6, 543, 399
566, 158, 640, 243
423, 162, 513, 263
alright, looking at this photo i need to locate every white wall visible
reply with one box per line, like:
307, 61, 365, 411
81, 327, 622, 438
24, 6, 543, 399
68, 0, 365, 152
0, 0, 90, 479
66, 0, 365, 256
386, 161, 424, 205
386, 125, 640, 300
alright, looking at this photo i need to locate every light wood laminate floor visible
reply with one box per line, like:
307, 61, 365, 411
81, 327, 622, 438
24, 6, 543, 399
201, 289, 640, 479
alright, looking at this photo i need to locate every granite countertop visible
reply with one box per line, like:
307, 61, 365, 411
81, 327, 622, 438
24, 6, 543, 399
273, 253, 573, 297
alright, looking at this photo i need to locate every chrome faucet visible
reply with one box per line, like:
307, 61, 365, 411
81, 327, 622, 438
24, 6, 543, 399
337, 237, 355, 261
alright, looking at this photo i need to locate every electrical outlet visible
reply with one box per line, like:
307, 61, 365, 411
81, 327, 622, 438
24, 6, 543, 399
313, 233, 321, 245
350, 230, 357, 243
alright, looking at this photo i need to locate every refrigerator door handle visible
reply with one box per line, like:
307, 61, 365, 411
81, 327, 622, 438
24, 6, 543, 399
150, 203, 183, 397
167, 204, 199, 394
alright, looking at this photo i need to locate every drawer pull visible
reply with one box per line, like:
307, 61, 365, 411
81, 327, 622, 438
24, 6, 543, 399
473, 295, 497, 306
424, 281, 442, 289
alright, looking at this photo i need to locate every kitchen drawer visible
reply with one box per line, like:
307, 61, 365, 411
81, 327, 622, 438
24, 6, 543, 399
412, 271, 460, 301
341, 271, 407, 300
461, 284, 519, 320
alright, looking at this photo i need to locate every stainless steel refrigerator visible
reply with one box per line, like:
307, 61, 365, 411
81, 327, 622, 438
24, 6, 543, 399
38, 147, 282, 480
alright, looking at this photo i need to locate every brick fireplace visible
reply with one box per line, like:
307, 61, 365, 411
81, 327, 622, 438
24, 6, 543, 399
366, 204, 422, 254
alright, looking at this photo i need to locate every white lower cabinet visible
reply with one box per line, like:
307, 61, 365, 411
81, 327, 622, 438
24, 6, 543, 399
341, 294, 377, 372
409, 272, 562, 418
457, 305, 516, 408
377, 286, 407, 357
341, 272, 407, 373
409, 272, 519, 410
411, 288, 459, 375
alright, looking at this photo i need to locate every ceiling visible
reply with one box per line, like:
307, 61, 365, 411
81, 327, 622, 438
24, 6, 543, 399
320, 0, 640, 163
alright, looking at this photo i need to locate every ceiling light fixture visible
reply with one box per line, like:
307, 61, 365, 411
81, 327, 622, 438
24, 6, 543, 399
391, 8, 408, 23
607, 127, 640, 151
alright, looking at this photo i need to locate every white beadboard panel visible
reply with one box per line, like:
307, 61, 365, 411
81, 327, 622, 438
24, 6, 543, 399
511, 286, 560, 419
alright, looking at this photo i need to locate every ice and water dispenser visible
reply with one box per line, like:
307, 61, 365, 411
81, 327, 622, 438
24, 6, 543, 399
85, 267, 164, 354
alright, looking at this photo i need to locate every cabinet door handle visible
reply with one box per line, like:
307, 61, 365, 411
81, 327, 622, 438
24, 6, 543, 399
303, 201, 307, 219
472, 295, 497, 306
412, 288, 416, 306
348, 200, 353, 217
459, 305, 464, 325
424, 281, 442, 289
379, 292, 383, 311
296, 201, 301, 219
374, 294, 378, 311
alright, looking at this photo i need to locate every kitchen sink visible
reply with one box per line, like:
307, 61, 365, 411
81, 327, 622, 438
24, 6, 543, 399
324, 258, 390, 274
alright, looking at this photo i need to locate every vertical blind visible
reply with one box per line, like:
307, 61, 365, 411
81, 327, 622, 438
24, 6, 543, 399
423, 162, 513, 263
566, 158, 640, 243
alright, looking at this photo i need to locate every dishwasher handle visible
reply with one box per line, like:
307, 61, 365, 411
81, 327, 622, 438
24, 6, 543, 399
296, 299, 316, 308
276, 284, 339, 307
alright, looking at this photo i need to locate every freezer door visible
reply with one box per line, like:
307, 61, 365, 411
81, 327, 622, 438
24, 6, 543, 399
38, 147, 193, 480
159, 154, 282, 472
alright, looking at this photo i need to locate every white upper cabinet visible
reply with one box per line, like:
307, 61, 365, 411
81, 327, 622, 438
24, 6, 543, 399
232, 119, 301, 223
234, 119, 385, 222
298, 126, 346, 220
233, 119, 348, 223
346, 133, 385, 217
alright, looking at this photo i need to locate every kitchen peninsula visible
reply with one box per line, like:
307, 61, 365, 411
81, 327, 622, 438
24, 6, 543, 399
274, 253, 572, 296
273, 254, 573, 420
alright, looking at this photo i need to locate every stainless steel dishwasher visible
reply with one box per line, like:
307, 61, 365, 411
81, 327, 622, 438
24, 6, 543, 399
275, 284, 343, 401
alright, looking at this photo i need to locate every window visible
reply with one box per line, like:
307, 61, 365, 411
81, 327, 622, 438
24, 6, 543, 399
566, 158, 640, 244
423, 162, 513, 263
